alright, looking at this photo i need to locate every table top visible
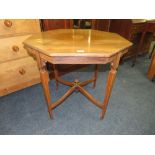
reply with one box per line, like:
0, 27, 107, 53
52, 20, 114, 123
23, 29, 132, 58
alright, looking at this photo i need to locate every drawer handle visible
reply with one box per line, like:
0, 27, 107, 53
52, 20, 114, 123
12, 45, 19, 52
19, 68, 26, 75
4, 20, 12, 27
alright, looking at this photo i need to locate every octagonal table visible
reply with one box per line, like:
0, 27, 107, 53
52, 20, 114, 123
23, 29, 132, 120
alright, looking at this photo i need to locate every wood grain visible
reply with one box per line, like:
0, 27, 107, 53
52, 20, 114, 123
0, 19, 41, 37
0, 19, 41, 96
0, 35, 32, 63
0, 57, 40, 96
23, 29, 132, 58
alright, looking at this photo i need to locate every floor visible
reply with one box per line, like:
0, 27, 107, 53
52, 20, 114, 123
0, 56, 155, 135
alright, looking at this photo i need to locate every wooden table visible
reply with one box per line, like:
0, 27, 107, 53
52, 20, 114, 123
23, 29, 132, 120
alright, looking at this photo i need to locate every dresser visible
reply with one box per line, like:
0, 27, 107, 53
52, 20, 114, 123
0, 19, 41, 96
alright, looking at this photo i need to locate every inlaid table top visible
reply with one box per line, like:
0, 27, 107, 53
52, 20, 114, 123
23, 29, 132, 58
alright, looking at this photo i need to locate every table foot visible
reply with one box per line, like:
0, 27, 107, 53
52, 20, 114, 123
100, 108, 106, 120
48, 110, 53, 119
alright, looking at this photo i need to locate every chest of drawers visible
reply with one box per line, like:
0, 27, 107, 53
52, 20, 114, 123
0, 19, 41, 96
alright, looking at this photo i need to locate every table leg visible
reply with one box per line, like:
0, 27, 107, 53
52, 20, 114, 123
40, 61, 53, 119
53, 64, 59, 91
100, 54, 121, 119
93, 64, 99, 89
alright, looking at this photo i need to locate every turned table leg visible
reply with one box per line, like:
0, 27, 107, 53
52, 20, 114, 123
100, 54, 121, 119
39, 60, 53, 119
53, 64, 59, 91
93, 64, 99, 89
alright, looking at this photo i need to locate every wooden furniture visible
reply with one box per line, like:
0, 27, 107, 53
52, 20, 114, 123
149, 42, 155, 59
73, 19, 110, 31
109, 19, 155, 63
147, 51, 155, 80
137, 21, 155, 59
0, 19, 41, 96
132, 21, 155, 65
91, 19, 110, 31
41, 19, 73, 31
23, 29, 132, 119
41, 19, 110, 31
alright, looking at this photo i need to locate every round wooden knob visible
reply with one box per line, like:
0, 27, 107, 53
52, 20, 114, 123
19, 68, 26, 75
4, 20, 12, 27
12, 45, 19, 52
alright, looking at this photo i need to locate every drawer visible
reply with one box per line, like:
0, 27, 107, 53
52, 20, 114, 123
0, 19, 40, 37
0, 35, 32, 63
0, 57, 40, 96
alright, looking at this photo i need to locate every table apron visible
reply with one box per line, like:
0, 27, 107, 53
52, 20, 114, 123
40, 53, 115, 64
